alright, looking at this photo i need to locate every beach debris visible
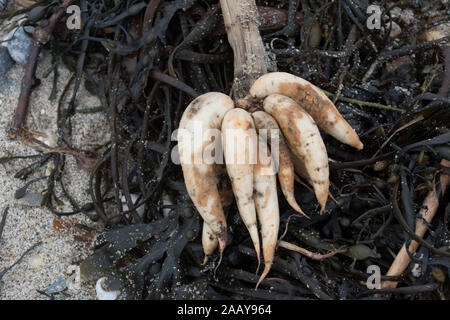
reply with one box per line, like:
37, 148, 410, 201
179, 71, 363, 285
96, 277, 120, 300
40, 278, 67, 296
0, 0, 7, 13
15, 192, 43, 207
2, 26, 34, 65
0, 206, 8, 241
0, 46, 13, 73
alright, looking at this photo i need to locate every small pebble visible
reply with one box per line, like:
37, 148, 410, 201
400, 9, 415, 25
432, 268, 446, 283
389, 21, 402, 38
41, 278, 67, 295
28, 254, 44, 269
3, 26, 34, 65
373, 160, 388, 171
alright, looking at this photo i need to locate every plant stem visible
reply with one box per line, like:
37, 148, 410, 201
220, 0, 268, 99
322, 90, 404, 113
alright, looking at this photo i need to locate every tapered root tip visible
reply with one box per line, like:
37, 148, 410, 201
312, 180, 328, 214
345, 129, 364, 150
202, 256, 209, 266
337, 129, 363, 150
255, 264, 271, 290
298, 210, 311, 219
317, 193, 328, 214
255, 246, 261, 275
354, 140, 364, 150
214, 251, 224, 279
248, 227, 261, 273
286, 196, 310, 219
218, 235, 227, 253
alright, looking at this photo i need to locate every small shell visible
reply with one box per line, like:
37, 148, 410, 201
96, 277, 120, 300
411, 263, 421, 278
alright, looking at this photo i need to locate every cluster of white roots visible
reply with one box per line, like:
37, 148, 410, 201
178, 72, 363, 287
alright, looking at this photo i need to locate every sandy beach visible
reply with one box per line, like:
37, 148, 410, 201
0, 47, 109, 299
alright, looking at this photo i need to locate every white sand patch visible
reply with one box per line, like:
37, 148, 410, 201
0, 45, 109, 299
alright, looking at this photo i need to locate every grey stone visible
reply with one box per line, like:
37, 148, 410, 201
0, 46, 14, 73
0, 0, 7, 14
3, 26, 34, 65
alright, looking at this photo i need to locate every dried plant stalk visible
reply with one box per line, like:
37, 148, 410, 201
219, 0, 268, 99
278, 240, 345, 260
381, 159, 450, 289
10, 0, 77, 137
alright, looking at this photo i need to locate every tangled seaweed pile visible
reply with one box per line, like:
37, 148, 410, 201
1, 0, 449, 299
